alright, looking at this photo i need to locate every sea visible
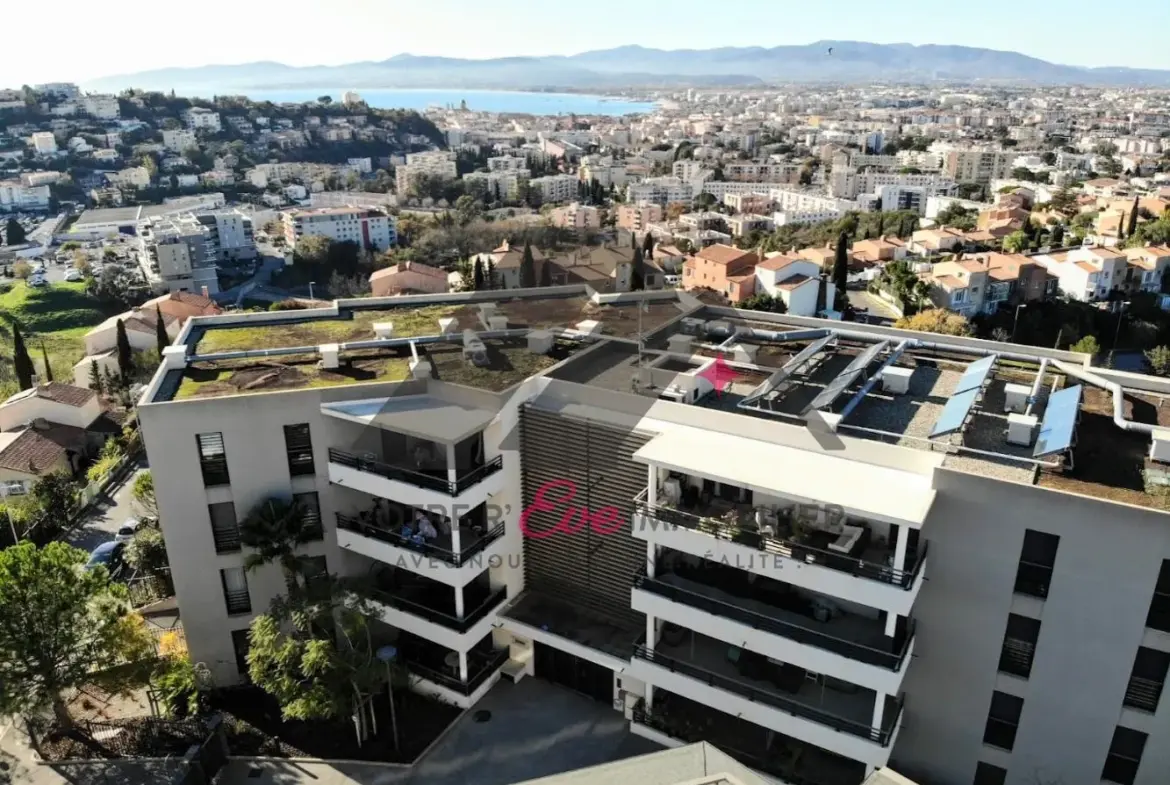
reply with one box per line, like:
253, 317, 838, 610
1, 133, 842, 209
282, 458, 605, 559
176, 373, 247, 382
235, 88, 656, 116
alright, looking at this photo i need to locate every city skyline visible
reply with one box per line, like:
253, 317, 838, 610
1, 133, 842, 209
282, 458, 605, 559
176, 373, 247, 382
14, 0, 1170, 86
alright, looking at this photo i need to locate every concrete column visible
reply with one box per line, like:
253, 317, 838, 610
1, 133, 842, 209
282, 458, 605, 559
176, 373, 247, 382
459, 650, 469, 682
646, 614, 657, 649
872, 692, 886, 734
454, 586, 465, 619
885, 612, 899, 637
647, 465, 657, 506
646, 542, 657, 578
645, 684, 655, 709
450, 518, 462, 556
893, 523, 909, 574
446, 443, 458, 487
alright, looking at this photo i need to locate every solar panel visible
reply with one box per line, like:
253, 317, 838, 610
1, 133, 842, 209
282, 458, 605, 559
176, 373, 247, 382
953, 355, 998, 395
929, 387, 981, 438
1034, 384, 1083, 457
740, 333, 834, 407
802, 341, 890, 413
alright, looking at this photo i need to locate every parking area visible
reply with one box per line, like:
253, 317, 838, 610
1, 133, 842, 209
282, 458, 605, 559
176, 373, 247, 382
218, 678, 662, 785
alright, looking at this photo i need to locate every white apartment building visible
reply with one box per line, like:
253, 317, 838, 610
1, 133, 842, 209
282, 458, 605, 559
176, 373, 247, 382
30, 132, 57, 154
35, 82, 79, 99
347, 157, 373, 175
579, 158, 628, 189
830, 169, 957, 202
194, 209, 256, 262
109, 166, 152, 189
464, 171, 528, 203
528, 174, 578, 204
0, 181, 51, 212
672, 161, 707, 182
550, 203, 602, 231
487, 156, 530, 173
137, 288, 1170, 785
940, 147, 1016, 185
702, 181, 812, 200
628, 178, 695, 206
81, 94, 120, 120
137, 214, 220, 295
722, 162, 802, 183
395, 151, 458, 195
769, 189, 858, 225
184, 108, 222, 132
1033, 246, 1130, 301
162, 129, 197, 152
282, 206, 397, 250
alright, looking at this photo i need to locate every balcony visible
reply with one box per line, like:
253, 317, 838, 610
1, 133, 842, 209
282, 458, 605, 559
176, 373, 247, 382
634, 496, 927, 617
634, 567, 913, 695
336, 512, 505, 583
327, 448, 504, 511
366, 571, 508, 651
631, 692, 865, 785
629, 631, 903, 767
406, 646, 510, 698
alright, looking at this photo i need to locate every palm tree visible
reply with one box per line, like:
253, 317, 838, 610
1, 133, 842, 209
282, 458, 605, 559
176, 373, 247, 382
239, 497, 321, 590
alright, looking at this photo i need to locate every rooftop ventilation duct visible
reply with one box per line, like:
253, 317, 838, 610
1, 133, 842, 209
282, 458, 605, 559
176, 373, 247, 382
462, 330, 490, 367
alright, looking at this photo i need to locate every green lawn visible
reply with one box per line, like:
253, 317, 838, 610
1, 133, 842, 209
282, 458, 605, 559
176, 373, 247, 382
0, 281, 111, 395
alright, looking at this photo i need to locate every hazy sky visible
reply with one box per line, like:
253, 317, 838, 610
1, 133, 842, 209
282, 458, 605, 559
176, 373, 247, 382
8, 0, 1169, 85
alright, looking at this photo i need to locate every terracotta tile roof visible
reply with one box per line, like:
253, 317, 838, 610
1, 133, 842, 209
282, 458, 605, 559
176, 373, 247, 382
757, 254, 800, 271
934, 275, 967, 289
33, 382, 95, 408
0, 422, 85, 475
777, 274, 815, 290
147, 290, 219, 313
695, 244, 754, 265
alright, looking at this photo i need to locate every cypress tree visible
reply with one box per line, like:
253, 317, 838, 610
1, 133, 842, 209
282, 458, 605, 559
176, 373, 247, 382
631, 247, 645, 291
155, 306, 169, 354
89, 359, 104, 395
832, 232, 850, 309
519, 243, 536, 289
539, 257, 551, 287
1127, 196, 1139, 238
473, 258, 485, 291
1118, 211, 1127, 241
485, 260, 496, 290
115, 318, 133, 382
642, 232, 655, 260
12, 323, 33, 391
40, 343, 52, 383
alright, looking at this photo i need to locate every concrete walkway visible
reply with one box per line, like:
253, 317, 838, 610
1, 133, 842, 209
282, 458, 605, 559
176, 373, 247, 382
218, 678, 662, 785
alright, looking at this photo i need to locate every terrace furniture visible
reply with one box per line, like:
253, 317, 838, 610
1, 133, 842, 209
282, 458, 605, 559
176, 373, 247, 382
828, 524, 865, 554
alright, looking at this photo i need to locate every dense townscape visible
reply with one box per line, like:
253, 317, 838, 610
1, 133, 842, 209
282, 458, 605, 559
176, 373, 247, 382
1, 70, 1170, 785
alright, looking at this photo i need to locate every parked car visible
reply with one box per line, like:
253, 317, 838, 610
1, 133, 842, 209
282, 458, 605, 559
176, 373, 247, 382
64, 268, 83, 282
27, 276, 47, 287
114, 518, 142, 544
85, 541, 125, 574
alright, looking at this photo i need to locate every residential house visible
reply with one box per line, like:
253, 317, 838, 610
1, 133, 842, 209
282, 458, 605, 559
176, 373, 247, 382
146, 291, 224, 324
370, 261, 450, 297
926, 258, 990, 316
1123, 246, 1170, 293
83, 309, 179, 357
852, 237, 908, 266
1033, 246, 1129, 301
754, 254, 828, 316
682, 244, 759, 302
909, 228, 965, 256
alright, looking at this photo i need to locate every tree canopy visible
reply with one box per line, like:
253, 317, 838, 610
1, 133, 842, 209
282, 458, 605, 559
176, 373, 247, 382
0, 542, 153, 727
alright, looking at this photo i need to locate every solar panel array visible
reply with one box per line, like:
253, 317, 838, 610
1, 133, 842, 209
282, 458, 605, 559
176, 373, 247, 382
929, 388, 982, 438
1033, 384, 1083, 457
802, 341, 890, 414
927, 356, 998, 438
740, 333, 835, 407
954, 355, 997, 395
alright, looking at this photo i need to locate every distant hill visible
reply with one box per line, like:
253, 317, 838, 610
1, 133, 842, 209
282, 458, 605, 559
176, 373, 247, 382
84, 42, 1170, 94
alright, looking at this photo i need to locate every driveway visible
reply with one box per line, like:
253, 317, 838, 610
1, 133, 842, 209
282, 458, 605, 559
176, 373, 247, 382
218, 679, 662, 785
63, 456, 149, 555
847, 290, 900, 325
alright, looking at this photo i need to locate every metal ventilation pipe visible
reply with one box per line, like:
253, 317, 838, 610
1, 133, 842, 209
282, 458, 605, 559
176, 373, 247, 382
1048, 358, 1163, 436
1024, 359, 1049, 417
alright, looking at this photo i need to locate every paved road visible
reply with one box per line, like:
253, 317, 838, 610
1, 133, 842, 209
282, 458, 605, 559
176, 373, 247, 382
847, 289, 899, 326
63, 456, 150, 555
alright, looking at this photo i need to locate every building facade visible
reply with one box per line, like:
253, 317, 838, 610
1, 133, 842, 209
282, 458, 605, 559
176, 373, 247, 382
282, 206, 397, 251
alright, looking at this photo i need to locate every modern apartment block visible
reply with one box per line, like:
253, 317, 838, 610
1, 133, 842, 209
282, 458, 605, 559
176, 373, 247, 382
139, 287, 1170, 785
395, 151, 458, 195
137, 214, 220, 295
282, 206, 397, 251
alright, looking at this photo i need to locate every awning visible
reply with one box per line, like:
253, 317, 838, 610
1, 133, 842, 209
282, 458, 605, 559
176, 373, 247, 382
633, 427, 935, 527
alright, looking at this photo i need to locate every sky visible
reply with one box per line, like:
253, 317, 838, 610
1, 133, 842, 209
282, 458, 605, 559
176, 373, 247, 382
6, 0, 1169, 85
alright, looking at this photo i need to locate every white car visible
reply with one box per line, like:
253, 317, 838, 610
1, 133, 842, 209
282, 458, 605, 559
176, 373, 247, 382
27, 276, 47, 287
64, 268, 83, 282
114, 518, 141, 544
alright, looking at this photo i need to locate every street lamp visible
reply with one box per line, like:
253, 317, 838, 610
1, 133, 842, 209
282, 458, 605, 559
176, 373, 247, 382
375, 645, 400, 751
308, 281, 316, 301
1011, 303, 1027, 343
1109, 301, 1128, 367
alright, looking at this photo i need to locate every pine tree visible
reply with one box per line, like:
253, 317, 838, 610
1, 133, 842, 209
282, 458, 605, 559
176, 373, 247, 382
11, 324, 33, 391
473, 258, 485, 291
642, 232, 655, 260
1127, 196, 1139, 238
155, 306, 169, 354
89, 360, 104, 395
40, 343, 52, 383
103, 366, 120, 395
519, 242, 536, 288
832, 232, 850, 309
115, 318, 133, 382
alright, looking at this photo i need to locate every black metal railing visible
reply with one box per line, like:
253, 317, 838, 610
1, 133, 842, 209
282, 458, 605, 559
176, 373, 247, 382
407, 648, 510, 695
223, 589, 251, 616
369, 585, 508, 633
328, 448, 503, 496
336, 513, 505, 566
635, 570, 914, 671
633, 646, 901, 746
630, 702, 841, 785
634, 500, 927, 590
1123, 675, 1164, 713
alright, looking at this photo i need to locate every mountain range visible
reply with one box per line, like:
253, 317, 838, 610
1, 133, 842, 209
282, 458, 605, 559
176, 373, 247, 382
83, 41, 1170, 94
